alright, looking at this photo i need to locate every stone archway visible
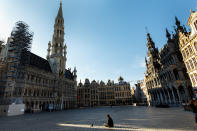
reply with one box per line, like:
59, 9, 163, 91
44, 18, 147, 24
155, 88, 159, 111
167, 88, 173, 104
42, 102, 46, 111
188, 86, 194, 99
164, 88, 170, 104
25, 101, 30, 113
178, 86, 186, 103
39, 101, 42, 110
64, 101, 66, 109
151, 91, 156, 104
30, 101, 34, 113
161, 89, 167, 104
172, 86, 179, 104
173, 69, 180, 80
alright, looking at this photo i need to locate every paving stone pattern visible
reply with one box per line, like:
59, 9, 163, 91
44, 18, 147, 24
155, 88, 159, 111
0, 106, 196, 131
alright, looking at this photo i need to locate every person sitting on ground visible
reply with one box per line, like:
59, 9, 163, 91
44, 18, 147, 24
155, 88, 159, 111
104, 114, 114, 127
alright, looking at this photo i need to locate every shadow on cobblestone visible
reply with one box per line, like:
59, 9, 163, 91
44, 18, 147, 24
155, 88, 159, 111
0, 106, 197, 131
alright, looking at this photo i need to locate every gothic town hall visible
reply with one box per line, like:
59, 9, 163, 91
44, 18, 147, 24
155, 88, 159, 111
0, 2, 77, 116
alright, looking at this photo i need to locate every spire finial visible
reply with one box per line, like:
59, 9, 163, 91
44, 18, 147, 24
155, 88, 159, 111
147, 32, 151, 42
56, 0, 63, 19
175, 16, 180, 27
190, 9, 193, 13
166, 28, 171, 40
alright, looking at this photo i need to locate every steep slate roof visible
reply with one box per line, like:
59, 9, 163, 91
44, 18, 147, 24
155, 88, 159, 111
64, 69, 74, 80
20, 51, 52, 72
20, 51, 74, 80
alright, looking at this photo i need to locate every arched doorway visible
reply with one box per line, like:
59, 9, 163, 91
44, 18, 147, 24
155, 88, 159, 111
168, 88, 173, 103
188, 86, 194, 99
172, 86, 179, 104
178, 86, 186, 103
164, 88, 170, 104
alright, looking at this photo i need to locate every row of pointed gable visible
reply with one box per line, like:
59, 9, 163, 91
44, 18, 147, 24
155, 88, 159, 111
78, 76, 127, 87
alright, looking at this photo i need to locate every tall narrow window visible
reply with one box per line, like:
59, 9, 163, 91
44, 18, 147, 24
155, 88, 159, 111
182, 50, 186, 59
188, 45, 193, 55
194, 42, 197, 51
192, 57, 197, 68
194, 20, 197, 30
186, 47, 190, 58
189, 59, 194, 69
191, 74, 196, 85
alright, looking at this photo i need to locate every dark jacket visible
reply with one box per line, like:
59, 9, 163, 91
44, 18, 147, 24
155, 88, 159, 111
108, 117, 114, 127
190, 103, 197, 113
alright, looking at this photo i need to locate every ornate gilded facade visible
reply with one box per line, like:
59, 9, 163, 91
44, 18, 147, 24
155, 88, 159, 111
178, 10, 197, 97
0, 1, 77, 116
77, 77, 132, 107
145, 20, 192, 106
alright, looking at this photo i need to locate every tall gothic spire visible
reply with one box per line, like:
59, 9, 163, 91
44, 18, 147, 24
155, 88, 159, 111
51, 0, 64, 56
56, 0, 63, 19
48, 0, 67, 76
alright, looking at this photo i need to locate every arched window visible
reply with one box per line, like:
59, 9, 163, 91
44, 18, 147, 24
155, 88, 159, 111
173, 69, 180, 80
194, 42, 197, 51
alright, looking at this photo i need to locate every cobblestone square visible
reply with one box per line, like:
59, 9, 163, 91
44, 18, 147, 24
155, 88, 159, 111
0, 106, 197, 131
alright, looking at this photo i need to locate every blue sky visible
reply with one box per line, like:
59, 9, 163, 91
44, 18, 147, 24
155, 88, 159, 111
0, 0, 196, 85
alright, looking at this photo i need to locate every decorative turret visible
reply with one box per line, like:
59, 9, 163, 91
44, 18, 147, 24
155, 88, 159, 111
48, 1, 67, 76
175, 16, 184, 33
118, 76, 124, 82
84, 78, 90, 87
147, 33, 155, 50
63, 45, 67, 60
146, 33, 159, 59
166, 28, 171, 41
146, 32, 160, 71
47, 41, 51, 60
78, 80, 83, 87
73, 66, 77, 82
